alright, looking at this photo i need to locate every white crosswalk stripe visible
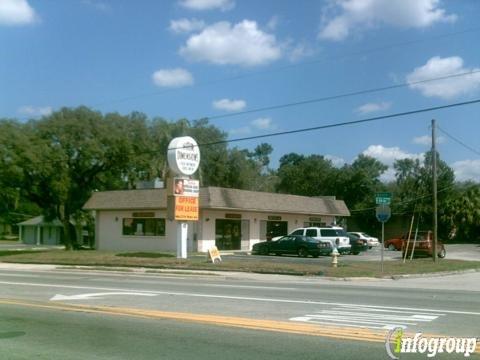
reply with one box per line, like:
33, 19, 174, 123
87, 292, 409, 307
290, 304, 445, 330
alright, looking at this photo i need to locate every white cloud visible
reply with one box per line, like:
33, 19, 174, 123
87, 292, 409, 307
212, 98, 246, 112
0, 0, 37, 26
288, 42, 315, 62
363, 145, 423, 166
179, 0, 234, 11
169, 18, 205, 34
267, 15, 280, 31
452, 160, 480, 182
180, 20, 282, 66
362, 144, 424, 182
319, 0, 456, 41
406, 56, 480, 99
251, 117, 276, 130
412, 135, 445, 146
152, 68, 194, 88
379, 167, 397, 183
356, 101, 391, 114
325, 155, 346, 168
229, 117, 276, 136
18, 105, 52, 117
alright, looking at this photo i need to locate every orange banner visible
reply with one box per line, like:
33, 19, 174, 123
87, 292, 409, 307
174, 196, 199, 221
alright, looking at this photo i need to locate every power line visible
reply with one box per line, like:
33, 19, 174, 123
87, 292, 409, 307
437, 125, 480, 157
11, 27, 480, 121
350, 185, 454, 213
87, 26, 480, 109
16, 99, 480, 165
202, 70, 480, 122
197, 98, 480, 148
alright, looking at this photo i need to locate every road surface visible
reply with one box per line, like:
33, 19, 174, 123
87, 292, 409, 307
0, 264, 479, 359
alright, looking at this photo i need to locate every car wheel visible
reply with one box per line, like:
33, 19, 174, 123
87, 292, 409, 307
438, 248, 446, 258
312, 254, 319, 258
388, 244, 396, 251
352, 251, 360, 255
298, 247, 309, 258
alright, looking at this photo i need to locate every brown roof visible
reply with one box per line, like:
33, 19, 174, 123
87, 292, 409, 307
83, 187, 350, 216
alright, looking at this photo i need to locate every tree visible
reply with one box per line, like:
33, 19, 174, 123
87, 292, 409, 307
276, 153, 338, 196
442, 184, 480, 243
15, 107, 141, 249
392, 151, 455, 238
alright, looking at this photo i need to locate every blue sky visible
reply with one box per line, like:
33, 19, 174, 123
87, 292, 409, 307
1, 0, 480, 182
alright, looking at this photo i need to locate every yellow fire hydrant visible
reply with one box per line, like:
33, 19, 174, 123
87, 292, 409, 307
331, 248, 339, 268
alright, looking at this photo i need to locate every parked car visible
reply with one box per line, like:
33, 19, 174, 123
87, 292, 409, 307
282, 226, 351, 254
402, 231, 446, 258
384, 236, 405, 251
347, 233, 368, 255
251, 235, 332, 258
348, 232, 379, 249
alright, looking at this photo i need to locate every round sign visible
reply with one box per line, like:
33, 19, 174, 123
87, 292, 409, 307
167, 136, 201, 176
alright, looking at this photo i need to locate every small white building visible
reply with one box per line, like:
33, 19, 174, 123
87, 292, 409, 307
83, 187, 350, 252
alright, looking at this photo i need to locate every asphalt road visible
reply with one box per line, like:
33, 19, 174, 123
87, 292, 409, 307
0, 264, 479, 359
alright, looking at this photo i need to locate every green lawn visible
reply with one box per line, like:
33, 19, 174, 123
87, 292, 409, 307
1, 249, 479, 277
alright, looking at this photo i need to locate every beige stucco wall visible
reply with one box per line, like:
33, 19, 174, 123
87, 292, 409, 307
197, 209, 335, 252
94, 209, 336, 252
96, 210, 179, 252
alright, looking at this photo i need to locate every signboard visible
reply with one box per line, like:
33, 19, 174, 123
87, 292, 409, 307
172, 196, 199, 221
376, 205, 391, 223
173, 178, 199, 197
375, 192, 392, 205
167, 136, 201, 176
268, 215, 282, 221
207, 246, 222, 263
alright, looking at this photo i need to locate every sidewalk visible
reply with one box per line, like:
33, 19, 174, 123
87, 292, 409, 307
1, 262, 479, 292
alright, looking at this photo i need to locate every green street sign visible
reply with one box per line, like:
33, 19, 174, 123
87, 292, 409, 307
375, 192, 392, 205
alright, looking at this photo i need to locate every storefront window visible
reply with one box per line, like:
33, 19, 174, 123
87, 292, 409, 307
215, 219, 242, 250
122, 218, 165, 236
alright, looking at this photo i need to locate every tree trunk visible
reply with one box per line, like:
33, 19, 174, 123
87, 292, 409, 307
62, 217, 73, 251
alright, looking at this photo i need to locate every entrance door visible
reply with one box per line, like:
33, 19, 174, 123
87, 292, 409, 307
266, 221, 288, 240
215, 219, 242, 250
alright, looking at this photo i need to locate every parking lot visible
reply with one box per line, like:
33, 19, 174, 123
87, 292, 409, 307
226, 243, 480, 264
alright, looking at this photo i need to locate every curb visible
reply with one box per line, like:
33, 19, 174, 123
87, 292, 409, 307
387, 268, 480, 280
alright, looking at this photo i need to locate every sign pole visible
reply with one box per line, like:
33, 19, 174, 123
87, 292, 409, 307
381, 220, 384, 274
177, 222, 188, 259
375, 193, 392, 276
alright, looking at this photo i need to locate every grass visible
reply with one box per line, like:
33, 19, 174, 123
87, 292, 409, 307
1, 249, 480, 277
0, 250, 45, 257
116, 252, 175, 258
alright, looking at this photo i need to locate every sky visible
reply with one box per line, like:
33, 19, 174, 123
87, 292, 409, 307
1, 0, 480, 182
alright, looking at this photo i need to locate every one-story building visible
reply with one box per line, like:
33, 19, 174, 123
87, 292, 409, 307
18, 216, 63, 245
83, 187, 350, 252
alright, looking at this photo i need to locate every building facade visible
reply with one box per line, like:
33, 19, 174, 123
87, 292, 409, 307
83, 187, 350, 252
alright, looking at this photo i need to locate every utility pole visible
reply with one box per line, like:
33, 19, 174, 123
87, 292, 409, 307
432, 119, 438, 263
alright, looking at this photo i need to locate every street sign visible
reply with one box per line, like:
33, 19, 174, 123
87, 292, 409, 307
375, 192, 392, 205
376, 205, 391, 223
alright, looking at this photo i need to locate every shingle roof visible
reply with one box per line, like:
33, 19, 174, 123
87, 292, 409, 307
83, 187, 350, 216
17, 215, 63, 227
